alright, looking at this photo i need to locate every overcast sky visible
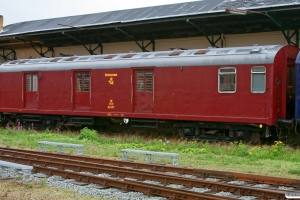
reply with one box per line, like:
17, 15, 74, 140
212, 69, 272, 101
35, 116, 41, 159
1, 0, 199, 26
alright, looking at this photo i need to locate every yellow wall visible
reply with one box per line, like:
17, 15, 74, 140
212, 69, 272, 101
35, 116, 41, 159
12, 31, 298, 59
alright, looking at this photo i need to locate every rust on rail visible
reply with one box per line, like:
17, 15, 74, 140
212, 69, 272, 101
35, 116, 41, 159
0, 149, 289, 200
1, 147, 299, 189
33, 165, 235, 200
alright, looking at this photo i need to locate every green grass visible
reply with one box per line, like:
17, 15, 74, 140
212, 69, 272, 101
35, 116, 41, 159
0, 127, 300, 179
288, 169, 300, 175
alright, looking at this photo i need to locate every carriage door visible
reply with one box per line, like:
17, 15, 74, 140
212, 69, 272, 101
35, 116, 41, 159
286, 62, 295, 118
134, 69, 154, 113
73, 71, 90, 110
25, 73, 38, 109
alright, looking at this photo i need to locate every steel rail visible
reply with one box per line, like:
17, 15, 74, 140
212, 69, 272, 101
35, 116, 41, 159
0, 147, 193, 173
0, 153, 289, 199
28, 163, 238, 200
0, 147, 299, 189
193, 168, 300, 189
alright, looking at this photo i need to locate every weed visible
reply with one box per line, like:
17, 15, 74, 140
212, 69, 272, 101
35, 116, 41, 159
45, 128, 51, 134
38, 178, 47, 187
78, 127, 99, 141
24, 182, 33, 188
270, 140, 285, 157
5, 128, 14, 135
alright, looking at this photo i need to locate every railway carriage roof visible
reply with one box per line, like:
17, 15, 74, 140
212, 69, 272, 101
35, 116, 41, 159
0, 45, 288, 72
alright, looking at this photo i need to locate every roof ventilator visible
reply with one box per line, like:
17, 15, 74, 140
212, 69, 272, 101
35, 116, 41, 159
104, 55, 117, 59
65, 57, 78, 61
194, 50, 209, 55
122, 54, 136, 58
92, 56, 106, 60
250, 48, 261, 54
50, 58, 62, 62
78, 57, 90, 61
19, 60, 29, 64
169, 51, 183, 56
9, 60, 19, 64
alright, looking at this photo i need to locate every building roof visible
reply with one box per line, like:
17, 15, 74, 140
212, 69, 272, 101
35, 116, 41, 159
0, 0, 300, 50
2, 0, 223, 36
2, 0, 300, 36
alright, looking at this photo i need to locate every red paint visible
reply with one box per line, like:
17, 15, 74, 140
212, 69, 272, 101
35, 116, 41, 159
0, 45, 299, 127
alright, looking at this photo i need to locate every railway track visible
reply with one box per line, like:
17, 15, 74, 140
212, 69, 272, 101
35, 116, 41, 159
0, 147, 299, 200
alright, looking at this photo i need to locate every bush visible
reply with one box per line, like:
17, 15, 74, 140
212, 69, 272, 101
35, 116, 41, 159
78, 127, 99, 141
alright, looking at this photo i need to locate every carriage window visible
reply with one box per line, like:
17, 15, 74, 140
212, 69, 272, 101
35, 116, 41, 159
76, 72, 90, 92
251, 66, 266, 93
26, 74, 38, 92
26, 74, 31, 91
145, 70, 153, 92
218, 68, 236, 93
137, 71, 144, 92
136, 70, 153, 92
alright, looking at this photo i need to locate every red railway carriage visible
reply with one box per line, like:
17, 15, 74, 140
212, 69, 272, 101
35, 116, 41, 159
0, 45, 299, 142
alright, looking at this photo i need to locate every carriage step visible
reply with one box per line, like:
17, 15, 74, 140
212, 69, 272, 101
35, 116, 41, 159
205, 130, 220, 134
22, 115, 41, 122
131, 119, 158, 128
71, 117, 94, 125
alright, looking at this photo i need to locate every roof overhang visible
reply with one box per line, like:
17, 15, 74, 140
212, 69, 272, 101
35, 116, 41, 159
0, 1, 300, 50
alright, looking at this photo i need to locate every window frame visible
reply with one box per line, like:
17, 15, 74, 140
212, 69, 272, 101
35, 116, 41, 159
218, 67, 236, 93
251, 66, 266, 94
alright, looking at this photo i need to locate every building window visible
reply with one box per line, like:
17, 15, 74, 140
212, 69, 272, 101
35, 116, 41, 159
76, 72, 90, 92
251, 66, 266, 93
136, 70, 153, 92
218, 68, 236, 93
26, 74, 38, 92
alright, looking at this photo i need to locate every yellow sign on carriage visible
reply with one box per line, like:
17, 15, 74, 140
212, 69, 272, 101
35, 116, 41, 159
108, 99, 115, 109
105, 73, 117, 85
108, 77, 114, 85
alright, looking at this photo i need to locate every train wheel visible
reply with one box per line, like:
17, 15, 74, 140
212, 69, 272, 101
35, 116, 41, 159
200, 129, 206, 135
178, 129, 185, 138
55, 121, 63, 131
247, 132, 261, 144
